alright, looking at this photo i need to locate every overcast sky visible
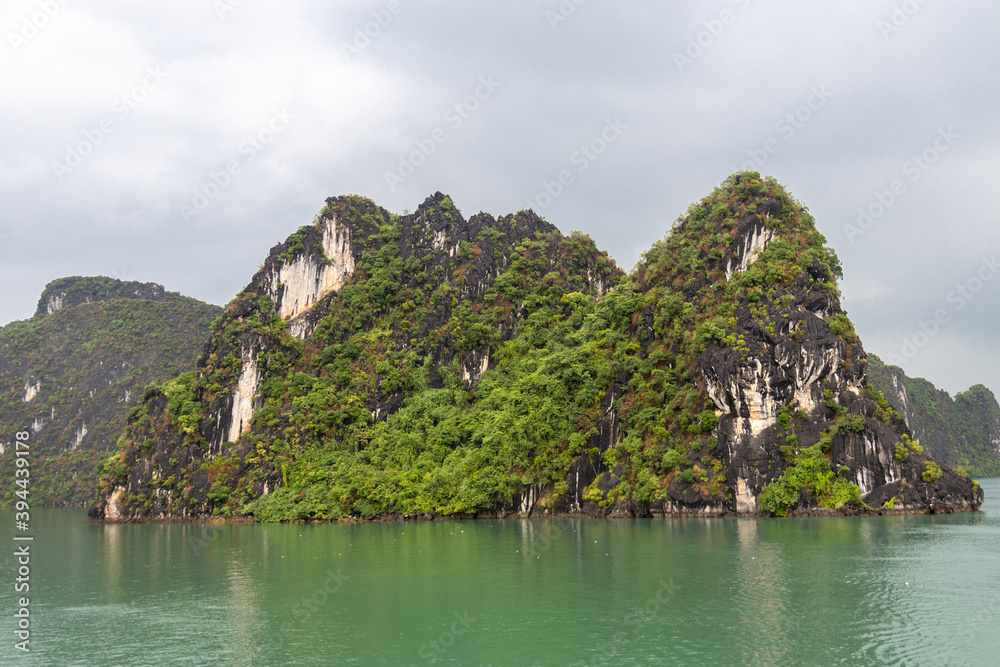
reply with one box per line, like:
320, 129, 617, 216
2, 1, 998, 398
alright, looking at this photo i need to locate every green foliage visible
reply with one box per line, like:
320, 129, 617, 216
695, 316, 729, 348
661, 448, 689, 472
161, 372, 200, 435
0, 450, 106, 507
243, 485, 344, 522
696, 410, 720, 434
867, 387, 901, 424
277, 226, 311, 264
922, 460, 942, 484
894, 433, 922, 461
827, 313, 858, 343
256, 280, 623, 518
0, 320, 42, 351
894, 441, 908, 462
676, 468, 696, 484
834, 415, 867, 436
581, 478, 606, 505
759, 441, 862, 516
207, 480, 231, 506
777, 405, 791, 430
824, 390, 847, 416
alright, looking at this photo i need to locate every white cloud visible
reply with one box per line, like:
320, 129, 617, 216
2, 0, 999, 399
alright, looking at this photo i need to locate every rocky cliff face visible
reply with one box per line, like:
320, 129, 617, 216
567, 174, 980, 518
868, 355, 1000, 476
91, 174, 982, 522
699, 213, 865, 514
92, 192, 621, 520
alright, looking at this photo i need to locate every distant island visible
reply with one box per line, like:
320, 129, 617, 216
0, 277, 220, 507
867, 355, 1000, 477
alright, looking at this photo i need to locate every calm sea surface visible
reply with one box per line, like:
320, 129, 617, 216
2, 478, 1000, 666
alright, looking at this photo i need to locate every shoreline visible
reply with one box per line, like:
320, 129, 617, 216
86, 502, 982, 525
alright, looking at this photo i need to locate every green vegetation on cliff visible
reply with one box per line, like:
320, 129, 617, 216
759, 438, 862, 516
245, 278, 634, 520
32, 275, 175, 317
104, 173, 928, 521
111, 197, 622, 519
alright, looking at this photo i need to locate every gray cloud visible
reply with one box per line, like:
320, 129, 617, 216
1, 0, 997, 397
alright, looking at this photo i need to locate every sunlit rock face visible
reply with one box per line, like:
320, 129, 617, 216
203, 215, 359, 451
265, 214, 356, 339
226, 349, 259, 446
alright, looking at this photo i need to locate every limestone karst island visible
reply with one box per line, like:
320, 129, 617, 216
2, 174, 992, 521
18, 173, 968, 522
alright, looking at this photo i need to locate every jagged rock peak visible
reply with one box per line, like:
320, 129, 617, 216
642, 172, 842, 297
230, 193, 580, 341
414, 190, 458, 218
403, 192, 559, 258
34, 276, 174, 317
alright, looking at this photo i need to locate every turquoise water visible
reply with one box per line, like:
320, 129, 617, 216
2, 479, 999, 665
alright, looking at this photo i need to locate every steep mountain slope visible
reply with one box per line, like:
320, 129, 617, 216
0, 277, 221, 505
614, 175, 977, 516
91, 175, 982, 521
868, 354, 1000, 476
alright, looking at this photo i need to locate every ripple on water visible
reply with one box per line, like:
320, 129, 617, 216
4, 489, 1000, 666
